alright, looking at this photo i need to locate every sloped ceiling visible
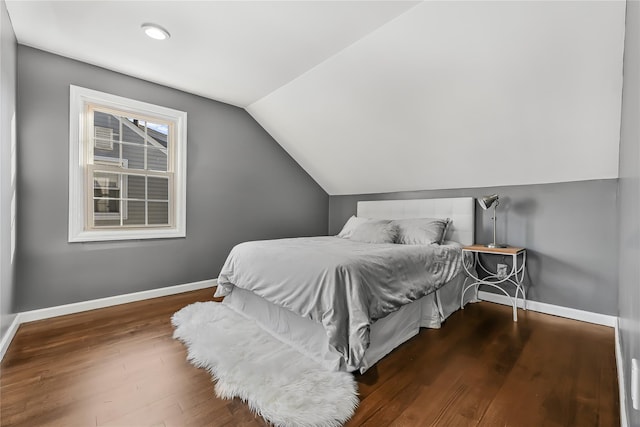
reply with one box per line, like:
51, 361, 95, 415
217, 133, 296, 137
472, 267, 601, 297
6, 1, 626, 195
5, 1, 419, 107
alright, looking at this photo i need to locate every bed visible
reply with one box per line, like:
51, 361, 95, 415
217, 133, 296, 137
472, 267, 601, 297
214, 197, 476, 373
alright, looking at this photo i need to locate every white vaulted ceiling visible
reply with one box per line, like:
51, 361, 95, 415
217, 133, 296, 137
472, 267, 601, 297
6, 1, 626, 195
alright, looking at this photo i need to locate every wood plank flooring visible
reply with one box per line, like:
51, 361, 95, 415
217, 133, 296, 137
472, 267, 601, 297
0, 288, 619, 426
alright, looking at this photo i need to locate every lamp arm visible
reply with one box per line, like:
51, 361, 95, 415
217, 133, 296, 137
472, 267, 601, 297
480, 196, 505, 248
492, 202, 498, 247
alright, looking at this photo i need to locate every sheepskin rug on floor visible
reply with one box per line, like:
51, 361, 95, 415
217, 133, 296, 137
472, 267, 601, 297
172, 301, 358, 427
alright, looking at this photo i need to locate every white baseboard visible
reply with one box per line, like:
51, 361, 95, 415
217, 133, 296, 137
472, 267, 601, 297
477, 290, 617, 327
0, 314, 21, 363
0, 278, 216, 362
615, 319, 629, 427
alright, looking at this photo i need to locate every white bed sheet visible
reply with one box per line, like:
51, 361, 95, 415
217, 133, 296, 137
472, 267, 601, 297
222, 271, 474, 373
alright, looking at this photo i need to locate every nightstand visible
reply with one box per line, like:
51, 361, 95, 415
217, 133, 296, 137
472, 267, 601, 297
460, 244, 527, 321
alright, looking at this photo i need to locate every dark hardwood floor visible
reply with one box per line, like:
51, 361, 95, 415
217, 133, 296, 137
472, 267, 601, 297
0, 288, 619, 426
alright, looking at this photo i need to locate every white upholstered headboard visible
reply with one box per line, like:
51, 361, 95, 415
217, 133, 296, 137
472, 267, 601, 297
356, 197, 475, 246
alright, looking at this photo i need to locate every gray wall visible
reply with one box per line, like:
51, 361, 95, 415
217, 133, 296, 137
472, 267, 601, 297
329, 179, 619, 315
15, 46, 328, 312
618, 0, 640, 424
0, 0, 17, 340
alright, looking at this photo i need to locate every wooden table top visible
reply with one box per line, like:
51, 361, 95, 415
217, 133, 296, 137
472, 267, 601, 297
463, 244, 525, 255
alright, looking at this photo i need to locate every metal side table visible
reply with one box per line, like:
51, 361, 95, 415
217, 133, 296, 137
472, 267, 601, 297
460, 244, 527, 321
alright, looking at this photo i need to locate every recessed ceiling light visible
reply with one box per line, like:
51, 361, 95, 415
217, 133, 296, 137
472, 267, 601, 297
141, 23, 170, 40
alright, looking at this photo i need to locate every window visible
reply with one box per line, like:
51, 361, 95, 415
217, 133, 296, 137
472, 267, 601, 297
69, 86, 187, 242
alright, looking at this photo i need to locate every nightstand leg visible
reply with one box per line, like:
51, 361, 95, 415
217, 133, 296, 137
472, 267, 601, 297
520, 252, 527, 311
512, 256, 518, 322
461, 252, 481, 309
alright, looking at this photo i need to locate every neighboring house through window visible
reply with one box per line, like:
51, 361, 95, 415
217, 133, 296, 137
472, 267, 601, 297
69, 86, 187, 242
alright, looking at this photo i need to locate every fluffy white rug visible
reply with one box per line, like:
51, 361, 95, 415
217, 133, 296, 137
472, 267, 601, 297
172, 302, 358, 427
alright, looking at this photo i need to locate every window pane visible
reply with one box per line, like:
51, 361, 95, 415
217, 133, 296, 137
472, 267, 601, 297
122, 120, 145, 146
94, 142, 121, 164
148, 202, 169, 225
125, 175, 145, 200
93, 172, 120, 199
93, 111, 120, 163
147, 147, 167, 171
148, 177, 168, 201
123, 201, 146, 226
147, 122, 168, 139
93, 111, 120, 136
94, 197, 120, 215
122, 144, 145, 170
94, 148, 119, 162
146, 122, 168, 172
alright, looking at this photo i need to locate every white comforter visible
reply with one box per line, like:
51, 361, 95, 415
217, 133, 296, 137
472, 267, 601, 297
215, 236, 465, 369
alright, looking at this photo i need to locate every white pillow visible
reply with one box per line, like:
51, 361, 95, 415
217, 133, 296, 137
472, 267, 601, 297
337, 215, 370, 238
392, 218, 450, 245
337, 216, 397, 243
348, 220, 397, 244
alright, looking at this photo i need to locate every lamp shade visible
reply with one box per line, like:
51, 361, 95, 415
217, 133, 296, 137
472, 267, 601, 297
478, 194, 499, 210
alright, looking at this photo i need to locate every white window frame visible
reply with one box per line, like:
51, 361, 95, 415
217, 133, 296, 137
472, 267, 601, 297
69, 85, 187, 242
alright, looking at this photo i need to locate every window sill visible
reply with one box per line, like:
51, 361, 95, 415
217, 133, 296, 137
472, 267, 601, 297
68, 227, 185, 243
